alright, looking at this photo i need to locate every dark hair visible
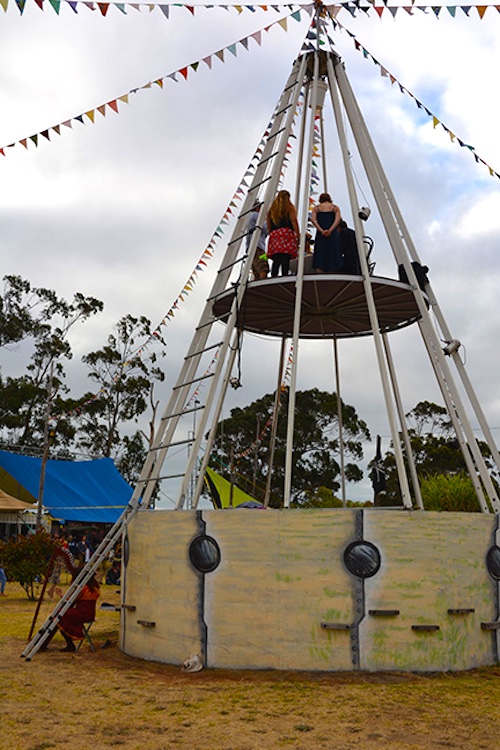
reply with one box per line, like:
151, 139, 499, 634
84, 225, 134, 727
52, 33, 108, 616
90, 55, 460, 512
338, 220, 347, 230
319, 192, 332, 203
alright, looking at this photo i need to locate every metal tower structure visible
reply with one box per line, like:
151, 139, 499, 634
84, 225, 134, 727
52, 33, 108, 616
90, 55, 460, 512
23, 16, 500, 661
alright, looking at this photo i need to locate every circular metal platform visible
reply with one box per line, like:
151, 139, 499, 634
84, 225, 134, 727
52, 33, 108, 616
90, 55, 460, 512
212, 275, 423, 339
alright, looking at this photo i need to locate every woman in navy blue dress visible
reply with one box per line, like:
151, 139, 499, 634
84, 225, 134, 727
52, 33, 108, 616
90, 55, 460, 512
311, 193, 341, 273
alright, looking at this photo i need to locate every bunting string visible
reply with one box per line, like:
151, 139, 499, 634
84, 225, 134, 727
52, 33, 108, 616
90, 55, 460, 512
3, 1, 500, 19
55, 95, 290, 423
2, 1, 307, 16
327, 12, 500, 179
0, 4, 312, 156
328, 2, 500, 20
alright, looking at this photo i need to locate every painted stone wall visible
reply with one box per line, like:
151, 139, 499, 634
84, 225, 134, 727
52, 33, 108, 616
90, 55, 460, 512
121, 508, 500, 672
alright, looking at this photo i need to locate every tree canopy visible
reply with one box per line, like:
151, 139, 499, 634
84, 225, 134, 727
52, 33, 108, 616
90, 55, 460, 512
209, 387, 370, 507
0, 276, 165, 480
374, 400, 496, 511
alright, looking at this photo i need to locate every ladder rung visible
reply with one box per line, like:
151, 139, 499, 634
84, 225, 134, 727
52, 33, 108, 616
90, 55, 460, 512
207, 286, 238, 304
162, 404, 205, 420
275, 102, 292, 117
143, 472, 186, 482
219, 256, 247, 274
228, 231, 250, 246
283, 79, 299, 94
266, 126, 286, 142
184, 341, 222, 360
149, 437, 195, 451
259, 150, 279, 166
195, 317, 216, 332
248, 175, 272, 192
173, 372, 214, 390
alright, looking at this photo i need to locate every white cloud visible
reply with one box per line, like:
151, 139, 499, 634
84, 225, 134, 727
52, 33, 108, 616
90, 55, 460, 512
1, 3, 500, 502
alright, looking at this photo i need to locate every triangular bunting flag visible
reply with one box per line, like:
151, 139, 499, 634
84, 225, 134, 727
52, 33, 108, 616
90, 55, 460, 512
227, 43, 237, 57
48, 0, 60, 13
159, 4, 169, 18
52, 124, 61, 135
107, 99, 119, 113
179, 67, 188, 80
477, 6, 487, 18
240, 36, 249, 51
97, 3, 109, 15
215, 49, 225, 62
40, 130, 50, 141
30, 134, 38, 147
203, 56, 212, 69
97, 105, 106, 117
278, 17, 287, 31
85, 110, 95, 123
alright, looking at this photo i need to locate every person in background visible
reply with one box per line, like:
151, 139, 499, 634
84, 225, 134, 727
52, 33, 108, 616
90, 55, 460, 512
0, 563, 7, 596
338, 220, 361, 274
246, 201, 269, 280
311, 192, 341, 273
266, 190, 300, 277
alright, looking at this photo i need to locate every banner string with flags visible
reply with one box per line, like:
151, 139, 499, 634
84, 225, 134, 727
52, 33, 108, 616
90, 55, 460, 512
326, 10, 500, 179
0, 4, 313, 157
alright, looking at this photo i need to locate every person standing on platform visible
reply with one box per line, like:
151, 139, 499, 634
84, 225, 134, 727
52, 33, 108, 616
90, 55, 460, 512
246, 201, 269, 280
266, 190, 300, 277
311, 192, 341, 273
338, 220, 361, 274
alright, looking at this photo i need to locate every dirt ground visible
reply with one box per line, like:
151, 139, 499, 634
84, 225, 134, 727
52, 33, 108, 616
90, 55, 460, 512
1, 583, 500, 750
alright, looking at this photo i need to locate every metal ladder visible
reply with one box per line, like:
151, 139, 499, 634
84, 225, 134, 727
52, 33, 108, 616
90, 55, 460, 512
22, 52, 310, 661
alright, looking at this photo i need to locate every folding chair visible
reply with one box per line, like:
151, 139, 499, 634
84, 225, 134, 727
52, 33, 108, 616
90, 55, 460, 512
75, 621, 96, 652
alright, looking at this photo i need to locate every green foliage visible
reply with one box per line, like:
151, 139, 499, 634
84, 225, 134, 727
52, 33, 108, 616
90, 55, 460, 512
1, 279, 165, 466
0, 532, 58, 600
211, 388, 370, 507
0, 275, 103, 453
375, 400, 496, 508
293, 486, 372, 508
78, 315, 165, 458
420, 473, 481, 512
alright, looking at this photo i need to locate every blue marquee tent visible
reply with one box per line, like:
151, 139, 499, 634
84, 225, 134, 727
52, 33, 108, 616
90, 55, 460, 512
0, 450, 133, 523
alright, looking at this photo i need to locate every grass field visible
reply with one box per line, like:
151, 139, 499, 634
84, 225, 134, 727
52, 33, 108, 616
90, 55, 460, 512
1, 582, 500, 750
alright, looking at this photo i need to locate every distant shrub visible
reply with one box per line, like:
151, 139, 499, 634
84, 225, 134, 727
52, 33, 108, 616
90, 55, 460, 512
0, 532, 57, 599
420, 473, 481, 512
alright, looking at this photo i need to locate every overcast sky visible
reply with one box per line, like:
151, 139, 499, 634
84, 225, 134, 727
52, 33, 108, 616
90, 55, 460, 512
1, 2, 500, 504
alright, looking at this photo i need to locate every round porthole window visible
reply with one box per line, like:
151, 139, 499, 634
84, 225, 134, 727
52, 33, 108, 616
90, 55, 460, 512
123, 533, 130, 568
344, 541, 381, 578
486, 545, 500, 580
189, 535, 221, 573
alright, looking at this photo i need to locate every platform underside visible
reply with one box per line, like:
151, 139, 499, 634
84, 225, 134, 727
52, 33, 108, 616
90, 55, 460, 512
212, 275, 423, 338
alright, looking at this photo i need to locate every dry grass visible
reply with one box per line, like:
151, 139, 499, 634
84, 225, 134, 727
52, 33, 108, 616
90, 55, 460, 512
1, 582, 500, 750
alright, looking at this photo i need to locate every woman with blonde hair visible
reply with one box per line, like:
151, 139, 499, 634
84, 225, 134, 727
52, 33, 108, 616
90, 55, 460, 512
311, 192, 341, 273
266, 190, 300, 277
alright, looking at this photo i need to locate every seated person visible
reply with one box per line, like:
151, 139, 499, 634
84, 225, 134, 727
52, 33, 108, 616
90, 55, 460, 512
41, 575, 100, 653
106, 563, 121, 586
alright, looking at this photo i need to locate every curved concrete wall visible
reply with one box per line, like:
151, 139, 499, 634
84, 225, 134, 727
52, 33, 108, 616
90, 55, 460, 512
120, 508, 500, 672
